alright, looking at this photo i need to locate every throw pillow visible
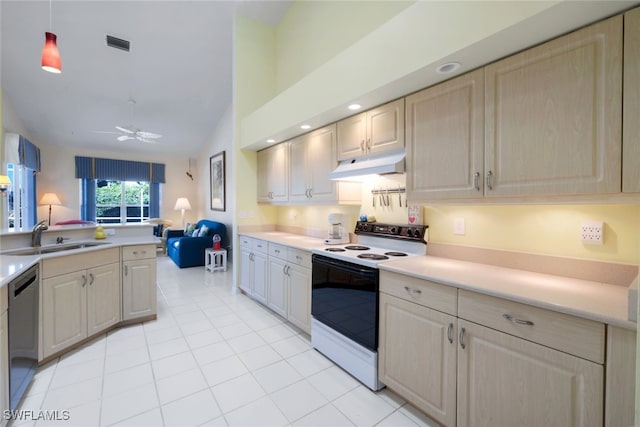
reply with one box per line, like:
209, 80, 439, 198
192, 228, 200, 237
198, 224, 210, 237
185, 223, 195, 235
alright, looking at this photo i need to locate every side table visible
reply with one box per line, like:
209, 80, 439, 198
205, 248, 227, 272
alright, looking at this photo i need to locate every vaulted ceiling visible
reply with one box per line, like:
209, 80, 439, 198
1, 1, 291, 156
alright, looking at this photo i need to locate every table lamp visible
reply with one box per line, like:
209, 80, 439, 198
174, 197, 191, 228
39, 192, 61, 225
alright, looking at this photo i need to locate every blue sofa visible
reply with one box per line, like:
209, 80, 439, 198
166, 219, 227, 268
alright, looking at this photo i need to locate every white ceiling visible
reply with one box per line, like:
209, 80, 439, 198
1, 0, 291, 157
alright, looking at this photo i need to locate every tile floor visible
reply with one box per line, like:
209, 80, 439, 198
9, 256, 438, 427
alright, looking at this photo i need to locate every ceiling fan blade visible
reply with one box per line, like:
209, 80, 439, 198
116, 125, 135, 134
92, 130, 119, 134
117, 135, 134, 142
136, 136, 158, 144
136, 131, 162, 139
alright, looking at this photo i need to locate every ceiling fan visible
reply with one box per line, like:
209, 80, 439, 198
96, 98, 162, 144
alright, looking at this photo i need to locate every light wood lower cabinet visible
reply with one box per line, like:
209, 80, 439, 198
267, 256, 288, 318
457, 320, 603, 427
379, 293, 457, 426
0, 310, 9, 427
287, 263, 311, 333
122, 245, 157, 321
239, 237, 268, 304
42, 262, 120, 359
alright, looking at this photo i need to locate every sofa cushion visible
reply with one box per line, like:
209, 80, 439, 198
198, 224, 210, 237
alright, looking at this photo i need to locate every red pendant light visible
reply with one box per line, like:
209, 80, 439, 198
41, 0, 61, 74
41, 32, 61, 73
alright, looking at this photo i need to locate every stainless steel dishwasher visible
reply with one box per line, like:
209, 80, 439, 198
8, 264, 39, 411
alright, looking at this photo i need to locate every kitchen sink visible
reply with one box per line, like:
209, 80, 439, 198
3, 242, 109, 256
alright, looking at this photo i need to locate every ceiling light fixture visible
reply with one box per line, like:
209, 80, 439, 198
266, 139, 276, 144
436, 62, 461, 74
300, 125, 311, 130
348, 104, 361, 111
41, 0, 62, 73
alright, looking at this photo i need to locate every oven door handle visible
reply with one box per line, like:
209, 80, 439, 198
312, 255, 377, 277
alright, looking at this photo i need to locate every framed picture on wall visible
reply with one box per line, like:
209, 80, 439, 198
210, 151, 226, 211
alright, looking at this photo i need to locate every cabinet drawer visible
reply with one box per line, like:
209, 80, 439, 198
287, 249, 311, 268
458, 290, 605, 363
379, 271, 457, 316
42, 248, 120, 278
122, 245, 156, 261
253, 239, 268, 254
269, 243, 287, 260
239, 235, 253, 247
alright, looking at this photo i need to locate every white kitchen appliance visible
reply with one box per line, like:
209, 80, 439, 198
324, 213, 349, 245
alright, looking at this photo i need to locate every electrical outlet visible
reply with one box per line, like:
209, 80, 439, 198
454, 218, 465, 235
581, 221, 603, 245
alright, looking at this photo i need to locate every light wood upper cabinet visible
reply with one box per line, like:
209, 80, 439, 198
337, 98, 405, 161
457, 320, 603, 427
485, 16, 622, 197
406, 69, 484, 200
289, 125, 338, 202
623, 7, 640, 193
257, 143, 289, 203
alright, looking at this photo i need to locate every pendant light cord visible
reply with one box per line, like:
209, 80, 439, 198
49, 0, 52, 30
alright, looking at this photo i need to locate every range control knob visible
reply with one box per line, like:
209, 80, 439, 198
413, 229, 422, 238
390, 227, 397, 234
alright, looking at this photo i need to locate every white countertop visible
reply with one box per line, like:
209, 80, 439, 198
0, 236, 158, 287
379, 256, 634, 330
240, 231, 635, 330
239, 231, 325, 251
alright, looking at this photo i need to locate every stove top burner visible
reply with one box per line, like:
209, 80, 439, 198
385, 251, 408, 257
325, 248, 346, 252
345, 245, 370, 251
357, 253, 389, 261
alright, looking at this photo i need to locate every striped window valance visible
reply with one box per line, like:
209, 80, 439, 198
18, 135, 41, 172
75, 156, 165, 183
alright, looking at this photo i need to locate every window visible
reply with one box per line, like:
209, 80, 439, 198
95, 180, 150, 224
5, 163, 37, 230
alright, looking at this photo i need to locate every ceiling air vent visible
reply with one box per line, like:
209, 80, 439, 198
106, 35, 130, 52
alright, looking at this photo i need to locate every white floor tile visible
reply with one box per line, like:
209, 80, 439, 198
104, 346, 150, 374
185, 328, 224, 349
144, 325, 184, 345
109, 407, 164, 427
292, 403, 355, 427
286, 349, 334, 378
36, 399, 101, 427
210, 373, 266, 414
397, 404, 441, 427
48, 359, 104, 390
152, 351, 199, 380
216, 322, 253, 340
332, 386, 396, 427
162, 389, 221, 427
200, 355, 248, 387
41, 377, 102, 411
197, 415, 228, 427
180, 318, 216, 336
148, 336, 190, 361
271, 335, 312, 359
102, 363, 154, 397
376, 410, 421, 427
156, 367, 209, 405
256, 323, 298, 344
306, 366, 360, 401
227, 332, 267, 354
100, 383, 159, 426
191, 341, 235, 367
270, 380, 328, 422
252, 360, 304, 394
237, 345, 282, 371
223, 396, 288, 427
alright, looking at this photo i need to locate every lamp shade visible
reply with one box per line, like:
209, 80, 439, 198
0, 175, 11, 188
174, 198, 191, 211
41, 32, 62, 73
39, 193, 61, 206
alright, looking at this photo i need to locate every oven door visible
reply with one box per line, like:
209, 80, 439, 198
311, 254, 379, 352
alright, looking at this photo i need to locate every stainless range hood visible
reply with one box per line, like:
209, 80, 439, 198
328, 151, 405, 181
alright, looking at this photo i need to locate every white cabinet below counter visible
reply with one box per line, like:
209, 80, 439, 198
122, 244, 157, 321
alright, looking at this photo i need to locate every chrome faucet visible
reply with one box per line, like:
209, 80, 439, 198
31, 220, 48, 247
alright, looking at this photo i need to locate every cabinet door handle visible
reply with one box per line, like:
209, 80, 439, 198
360, 139, 365, 153
81, 275, 87, 287
308, 188, 313, 198
366, 137, 371, 150
447, 323, 454, 344
124, 265, 128, 276
502, 313, 534, 326
459, 327, 466, 349
274, 249, 280, 254
473, 172, 480, 191
403, 286, 422, 295
286, 265, 291, 275
296, 255, 302, 261
89, 273, 94, 285
486, 170, 493, 191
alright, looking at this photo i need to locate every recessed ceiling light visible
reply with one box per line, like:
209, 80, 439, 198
300, 124, 311, 130
266, 139, 276, 143
436, 62, 461, 74
348, 104, 361, 111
